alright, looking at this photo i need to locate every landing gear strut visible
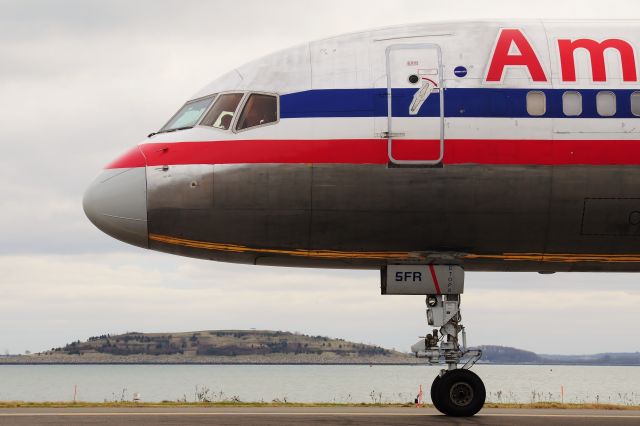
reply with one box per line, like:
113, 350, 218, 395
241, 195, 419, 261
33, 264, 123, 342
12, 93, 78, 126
382, 265, 485, 417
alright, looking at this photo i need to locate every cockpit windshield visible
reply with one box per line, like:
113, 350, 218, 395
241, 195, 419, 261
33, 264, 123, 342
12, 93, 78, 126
159, 96, 215, 133
200, 93, 244, 130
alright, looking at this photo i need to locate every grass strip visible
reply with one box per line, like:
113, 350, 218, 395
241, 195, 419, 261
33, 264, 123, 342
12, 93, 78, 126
0, 401, 639, 410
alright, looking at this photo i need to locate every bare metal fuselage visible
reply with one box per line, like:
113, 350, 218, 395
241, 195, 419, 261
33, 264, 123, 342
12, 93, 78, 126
145, 162, 640, 272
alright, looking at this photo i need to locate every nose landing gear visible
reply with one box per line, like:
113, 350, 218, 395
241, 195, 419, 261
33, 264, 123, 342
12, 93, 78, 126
412, 293, 485, 416
382, 265, 485, 417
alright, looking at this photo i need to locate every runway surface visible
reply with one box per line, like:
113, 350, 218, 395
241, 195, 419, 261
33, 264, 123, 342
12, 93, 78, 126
1, 407, 640, 425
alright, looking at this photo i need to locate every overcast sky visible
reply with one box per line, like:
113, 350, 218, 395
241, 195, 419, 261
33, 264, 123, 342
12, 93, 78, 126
2, 0, 640, 356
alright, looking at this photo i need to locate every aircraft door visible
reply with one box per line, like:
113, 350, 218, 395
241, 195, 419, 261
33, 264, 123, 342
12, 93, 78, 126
383, 44, 444, 165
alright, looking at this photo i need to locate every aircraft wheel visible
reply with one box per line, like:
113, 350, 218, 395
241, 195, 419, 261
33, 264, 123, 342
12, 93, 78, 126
434, 369, 485, 417
430, 374, 445, 413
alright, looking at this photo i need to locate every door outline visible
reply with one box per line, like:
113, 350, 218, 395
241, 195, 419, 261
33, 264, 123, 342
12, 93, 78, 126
385, 43, 445, 165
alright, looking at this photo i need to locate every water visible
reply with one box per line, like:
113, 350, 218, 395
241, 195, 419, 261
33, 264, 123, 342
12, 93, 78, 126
0, 365, 638, 405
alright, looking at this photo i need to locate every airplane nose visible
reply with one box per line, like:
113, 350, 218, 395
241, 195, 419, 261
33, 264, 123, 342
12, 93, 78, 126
83, 149, 148, 249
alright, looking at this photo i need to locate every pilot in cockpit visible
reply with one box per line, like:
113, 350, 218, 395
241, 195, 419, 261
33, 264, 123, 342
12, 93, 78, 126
220, 114, 233, 130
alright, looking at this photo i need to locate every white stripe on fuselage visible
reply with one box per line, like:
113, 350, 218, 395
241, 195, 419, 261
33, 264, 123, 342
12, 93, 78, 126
145, 116, 640, 146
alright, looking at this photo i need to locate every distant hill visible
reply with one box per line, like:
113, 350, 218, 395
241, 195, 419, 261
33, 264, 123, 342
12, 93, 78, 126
474, 345, 640, 366
45, 330, 407, 360
537, 351, 640, 366
475, 345, 541, 363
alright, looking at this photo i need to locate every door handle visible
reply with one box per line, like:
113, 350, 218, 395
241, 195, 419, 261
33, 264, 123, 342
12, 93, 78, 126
409, 79, 436, 115
381, 132, 406, 138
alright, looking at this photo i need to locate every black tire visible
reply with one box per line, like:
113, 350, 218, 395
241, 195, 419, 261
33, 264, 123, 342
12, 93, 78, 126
430, 374, 445, 413
436, 369, 486, 417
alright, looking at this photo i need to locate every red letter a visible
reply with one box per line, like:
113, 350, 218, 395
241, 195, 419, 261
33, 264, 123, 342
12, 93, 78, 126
486, 29, 548, 82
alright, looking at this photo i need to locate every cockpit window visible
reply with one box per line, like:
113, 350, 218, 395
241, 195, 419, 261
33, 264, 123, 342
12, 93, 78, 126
236, 94, 278, 131
160, 96, 215, 132
200, 93, 244, 130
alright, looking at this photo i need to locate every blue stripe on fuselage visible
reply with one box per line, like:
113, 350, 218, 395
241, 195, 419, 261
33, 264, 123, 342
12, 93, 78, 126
280, 88, 640, 119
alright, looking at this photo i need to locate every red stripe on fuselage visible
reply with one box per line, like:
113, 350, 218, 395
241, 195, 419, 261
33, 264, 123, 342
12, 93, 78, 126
105, 139, 640, 169
105, 145, 147, 169
429, 265, 442, 295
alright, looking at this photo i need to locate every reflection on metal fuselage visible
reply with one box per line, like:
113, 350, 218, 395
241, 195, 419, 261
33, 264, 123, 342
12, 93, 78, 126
144, 162, 640, 272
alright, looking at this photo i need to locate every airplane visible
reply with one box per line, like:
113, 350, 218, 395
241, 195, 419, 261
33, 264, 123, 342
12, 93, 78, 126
83, 20, 640, 416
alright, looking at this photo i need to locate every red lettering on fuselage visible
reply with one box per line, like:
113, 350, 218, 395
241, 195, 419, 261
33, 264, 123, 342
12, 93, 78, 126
485, 29, 548, 82
558, 38, 638, 82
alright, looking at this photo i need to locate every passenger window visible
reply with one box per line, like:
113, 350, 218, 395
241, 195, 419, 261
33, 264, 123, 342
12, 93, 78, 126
563, 91, 582, 117
236, 94, 278, 131
631, 92, 640, 117
526, 91, 546, 116
596, 91, 616, 117
200, 93, 244, 129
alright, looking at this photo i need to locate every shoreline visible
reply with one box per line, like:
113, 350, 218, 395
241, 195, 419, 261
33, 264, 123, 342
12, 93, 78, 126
0, 362, 422, 366
0, 353, 422, 365
1, 359, 640, 366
